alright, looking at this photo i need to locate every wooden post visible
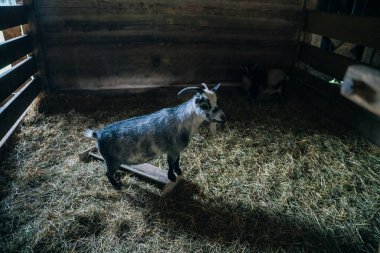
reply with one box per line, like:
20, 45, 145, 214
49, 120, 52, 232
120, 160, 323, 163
342, 65, 380, 116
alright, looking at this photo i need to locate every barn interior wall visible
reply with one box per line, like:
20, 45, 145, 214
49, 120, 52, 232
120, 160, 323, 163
33, 0, 304, 91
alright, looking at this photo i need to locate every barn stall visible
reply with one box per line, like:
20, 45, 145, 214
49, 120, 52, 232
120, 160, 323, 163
0, 0, 380, 252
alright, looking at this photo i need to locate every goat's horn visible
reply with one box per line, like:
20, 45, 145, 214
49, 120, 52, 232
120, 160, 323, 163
201, 83, 210, 91
178, 86, 204, 96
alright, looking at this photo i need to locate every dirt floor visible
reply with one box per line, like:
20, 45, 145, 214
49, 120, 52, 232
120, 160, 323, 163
0, 91, 379, 252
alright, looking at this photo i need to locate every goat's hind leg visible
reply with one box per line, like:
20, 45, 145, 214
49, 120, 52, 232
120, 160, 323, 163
173, 155, 182, 176
104, 158, 122, 190
167, 154, 179, 182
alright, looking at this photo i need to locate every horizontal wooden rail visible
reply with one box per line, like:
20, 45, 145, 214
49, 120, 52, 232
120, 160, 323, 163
0, 57, 37, 103
0, 34, 33, 69
305, 11, 380, 49
0, 77, 41, 143
292, 68, 340, 96
0, 5, 28, 31
298, 43, 364, 80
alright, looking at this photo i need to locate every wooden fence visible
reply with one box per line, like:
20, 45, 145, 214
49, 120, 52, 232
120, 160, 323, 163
0, 4, 41, 149
292, 10, 380, 145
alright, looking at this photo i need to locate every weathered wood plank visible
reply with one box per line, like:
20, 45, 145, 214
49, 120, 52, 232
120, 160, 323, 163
292, 68, 340, 96
305, 11, 380, 49
46, 43, 297, 59
0, 5, 28, 31
33, 0, 302, 91
342, 65, 380, 116
0, 35, 33, 70
88, 150, 171, 185
290, 70, 380, 146
40, 14, 299, 33
36, 0, 303, 9
43, 31, 297, 45
37, 4, 301, 21
0, 77, 41, 143
0, 56, 37, 103
45, 42, 296, 90
298, 43, 366, 80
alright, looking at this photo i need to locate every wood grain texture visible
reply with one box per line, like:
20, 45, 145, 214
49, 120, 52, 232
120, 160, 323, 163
0, 35, 33, 69
36, 0, 303, 9
0, 77, 41, 142
0, 5, 28, 31
0, 56, 37, 103
342, 65, 380, 116
33, 0, 303, 91
298, 43, 367, 80
305, 11, 380, 49
291, 68, 380, 146
88, 149, 171, 185
46, 43, 296, 90
292, 68, 340, 96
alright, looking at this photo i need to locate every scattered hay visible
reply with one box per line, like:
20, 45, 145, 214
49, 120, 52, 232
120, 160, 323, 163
0, 91, 379, 252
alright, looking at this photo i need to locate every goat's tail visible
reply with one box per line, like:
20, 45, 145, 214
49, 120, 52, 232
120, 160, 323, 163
84, 129, 97, 139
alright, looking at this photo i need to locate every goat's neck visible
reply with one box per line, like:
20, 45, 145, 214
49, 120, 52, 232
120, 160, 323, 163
178, 98, 205, 134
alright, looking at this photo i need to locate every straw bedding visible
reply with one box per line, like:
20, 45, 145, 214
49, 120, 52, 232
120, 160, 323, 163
0, 91, 379, 252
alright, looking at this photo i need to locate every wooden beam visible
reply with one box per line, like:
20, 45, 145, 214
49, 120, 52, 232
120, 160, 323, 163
0, 34, 33, 70
40, 14, 299, 34
37, 0, 303, 9
0, 77, 41, 142
298, 43, 365, 80
43, 32, 298, 46
0, 5, 28, 31
342, 65, 380, 116
292, 68, 340, 96
305, 11, 380, 49
0, 56, 37, 103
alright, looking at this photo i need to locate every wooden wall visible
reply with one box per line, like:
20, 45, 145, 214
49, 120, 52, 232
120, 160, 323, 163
33, 0, 303, 91
291, 8, 380, 146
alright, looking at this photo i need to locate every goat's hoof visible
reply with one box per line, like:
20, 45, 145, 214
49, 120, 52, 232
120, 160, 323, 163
168, 173, 176, 182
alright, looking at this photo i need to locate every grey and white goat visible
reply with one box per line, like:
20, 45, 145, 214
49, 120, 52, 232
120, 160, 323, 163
84, 83, 226, 189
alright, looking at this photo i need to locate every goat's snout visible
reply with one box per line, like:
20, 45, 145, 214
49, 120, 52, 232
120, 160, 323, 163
211, 110, 226, 124
220, 113, 226, 123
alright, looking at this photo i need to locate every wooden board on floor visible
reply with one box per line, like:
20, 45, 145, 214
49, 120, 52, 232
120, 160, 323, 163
84, 148, 170, 185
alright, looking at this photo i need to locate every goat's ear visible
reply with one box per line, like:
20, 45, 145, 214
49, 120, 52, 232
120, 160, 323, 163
212, 83, 221, 93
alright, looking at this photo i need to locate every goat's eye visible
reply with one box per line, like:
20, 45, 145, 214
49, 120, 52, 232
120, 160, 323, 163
200, 103, 211, 110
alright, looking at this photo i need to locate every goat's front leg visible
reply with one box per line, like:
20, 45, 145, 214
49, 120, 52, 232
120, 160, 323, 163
167, 154, 179, 182
164, 154, 183, 194
173, 155, 181, 176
